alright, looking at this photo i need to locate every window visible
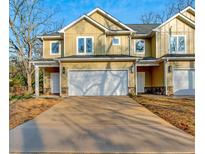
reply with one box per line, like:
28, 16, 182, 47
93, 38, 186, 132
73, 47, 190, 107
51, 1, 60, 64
112, 37, 120, 45
50, 41, 60, 55
77, 36, 93, 54
170, 35, 185, 53
135, 40, 145, 53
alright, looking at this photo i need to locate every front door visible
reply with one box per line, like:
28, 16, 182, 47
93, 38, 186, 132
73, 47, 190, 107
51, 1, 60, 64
137, 72, 145, 93
50, 73, 60, 94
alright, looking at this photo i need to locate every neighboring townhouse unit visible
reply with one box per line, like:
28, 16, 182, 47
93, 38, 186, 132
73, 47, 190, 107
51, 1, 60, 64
33, 6, 195, 96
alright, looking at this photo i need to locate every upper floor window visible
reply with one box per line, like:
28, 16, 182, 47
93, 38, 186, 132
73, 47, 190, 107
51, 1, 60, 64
77, 36, 93, 54
135, 39, 145, 54
112, 37, 120, 45
170, 35, 186, 53
50, 41, 61, 55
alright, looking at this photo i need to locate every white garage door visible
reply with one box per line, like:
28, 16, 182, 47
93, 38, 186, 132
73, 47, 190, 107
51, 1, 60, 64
173, 69, 195, 95
68, 70, 128, 96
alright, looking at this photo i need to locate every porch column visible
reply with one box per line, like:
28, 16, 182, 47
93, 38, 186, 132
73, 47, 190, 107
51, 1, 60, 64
35, 65, 39, 97
135, 63, 138, 95
164, 60, 168, 95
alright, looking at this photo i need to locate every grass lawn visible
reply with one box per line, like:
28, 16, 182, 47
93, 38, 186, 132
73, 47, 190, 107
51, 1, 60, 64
10, 98, 61, 129
131, 94, 195, 136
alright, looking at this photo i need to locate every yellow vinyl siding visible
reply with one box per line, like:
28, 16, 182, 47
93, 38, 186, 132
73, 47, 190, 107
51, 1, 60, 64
182, 11, 195, 21
131, 38, 152, 57
89, 11, 125, 30
106, 35, 129, 55
151, 62, 164, 87
43, 39, 63, 58
157, 17, 195, 58
151, 33, 156, 57
64, 19, 105, 56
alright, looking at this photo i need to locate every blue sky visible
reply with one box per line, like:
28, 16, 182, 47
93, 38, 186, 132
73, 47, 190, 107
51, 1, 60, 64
43, 0, 186, 25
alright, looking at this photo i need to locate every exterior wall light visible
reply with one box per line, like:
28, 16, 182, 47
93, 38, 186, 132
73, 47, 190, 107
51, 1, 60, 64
62, 67, 65, 74
130, 64, 134, 73
168, 65, 172, 73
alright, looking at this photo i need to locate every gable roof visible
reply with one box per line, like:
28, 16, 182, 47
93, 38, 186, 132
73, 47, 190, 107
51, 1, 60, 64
126, 24, 160, 34
181, 6, 195, 15
87, 7, 135, 32
59, 15, 109, 33
153, 6, 195, 31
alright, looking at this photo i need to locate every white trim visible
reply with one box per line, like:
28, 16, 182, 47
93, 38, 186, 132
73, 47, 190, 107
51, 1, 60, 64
42, 40, 44, 58
180, 6, 195, 15
59, 15, 109, 33
87, 8, 135, 32
136, 63, 159, 67
76, 36, 94, 55
135, 64, 137, 95
59, 57, 137, 62
35, 65, 59, 68
106, 31, 133, 35
112, 37, 121, 46
67, 69, 129, 96
59, 62, 62, 96
162, 57, 195, 61
153, 13, 195, 31
40, 36, 62, 39
173, 67, 195, 70
134, 39, 145, 54
64, 33, 66, 57
35, 66, 39, 97
32, 61, 59, 64
169, 35, 186, 54
50, 41, 61, 55
156, 32, 158, 58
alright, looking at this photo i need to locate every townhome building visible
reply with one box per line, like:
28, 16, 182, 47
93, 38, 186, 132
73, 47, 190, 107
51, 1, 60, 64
33, 6, 195, 96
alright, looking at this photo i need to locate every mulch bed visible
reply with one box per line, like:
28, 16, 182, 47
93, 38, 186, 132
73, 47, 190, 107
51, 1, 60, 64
131, 94, 195, 136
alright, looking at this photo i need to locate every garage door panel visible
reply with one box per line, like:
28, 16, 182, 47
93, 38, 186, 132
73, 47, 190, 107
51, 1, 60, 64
69, 70, 128, 96
173, 69, 195, 95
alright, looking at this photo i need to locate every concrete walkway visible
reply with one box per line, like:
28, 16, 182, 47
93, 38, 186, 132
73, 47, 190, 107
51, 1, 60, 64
10, 96, 194, 153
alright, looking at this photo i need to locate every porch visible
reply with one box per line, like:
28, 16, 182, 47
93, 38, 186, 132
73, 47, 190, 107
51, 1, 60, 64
33, 60, 60, 97
136, 61, 166, 95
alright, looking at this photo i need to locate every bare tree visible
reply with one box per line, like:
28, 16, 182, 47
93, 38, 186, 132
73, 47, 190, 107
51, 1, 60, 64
140, 0, 194, 24
140, 12, 158, 24
9, 0, 63, 93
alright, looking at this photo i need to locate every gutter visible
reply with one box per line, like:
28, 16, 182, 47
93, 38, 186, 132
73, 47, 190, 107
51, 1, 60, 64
58, 57, 138, 62
161, 57, 195, 61
37, 36, 63, 39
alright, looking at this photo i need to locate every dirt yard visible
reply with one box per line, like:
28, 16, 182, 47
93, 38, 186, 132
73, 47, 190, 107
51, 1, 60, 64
10, 98, 62, 129
131, 94, 195, 136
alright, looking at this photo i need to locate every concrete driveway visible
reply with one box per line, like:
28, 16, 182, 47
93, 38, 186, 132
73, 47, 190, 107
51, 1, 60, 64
10, 96, 194, 153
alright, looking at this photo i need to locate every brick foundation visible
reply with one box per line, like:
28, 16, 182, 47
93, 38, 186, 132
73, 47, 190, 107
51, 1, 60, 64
43, 88, 51, 94
61, 87, 68, 95
167, 86, 173, 96
128, 87, 136, 95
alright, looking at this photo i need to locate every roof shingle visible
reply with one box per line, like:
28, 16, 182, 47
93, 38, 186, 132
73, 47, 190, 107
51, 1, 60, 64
126, 24, 160, 34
